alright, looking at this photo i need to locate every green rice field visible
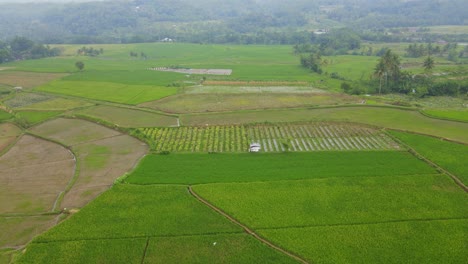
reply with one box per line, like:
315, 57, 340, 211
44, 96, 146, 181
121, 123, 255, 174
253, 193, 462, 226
390, 131, 468, 185
1, 42, 467, 263
37, 81, 178, 104
126, 151, 436, 185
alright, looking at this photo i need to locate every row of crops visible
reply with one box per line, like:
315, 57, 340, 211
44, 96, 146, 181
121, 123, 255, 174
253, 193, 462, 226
137, 123, 400, 153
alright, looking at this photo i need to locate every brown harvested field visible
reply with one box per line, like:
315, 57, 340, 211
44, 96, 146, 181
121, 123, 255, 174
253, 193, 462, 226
0, 135, 75, 214
203, 80, 308, 86
0, 123, 22, 153
61, 135, 147, 208
30, 118, 121, 146
141, 93, 360, 113
30, 118, 148, 209
0, 71, 67, 89
0, 215, 57, 248
76, 105, 178, 127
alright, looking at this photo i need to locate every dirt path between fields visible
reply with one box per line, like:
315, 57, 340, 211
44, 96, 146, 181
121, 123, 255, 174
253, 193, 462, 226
188, 186, 309, 264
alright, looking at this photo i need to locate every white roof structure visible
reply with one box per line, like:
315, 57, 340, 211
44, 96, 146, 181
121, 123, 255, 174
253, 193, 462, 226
249, 143, 261, 152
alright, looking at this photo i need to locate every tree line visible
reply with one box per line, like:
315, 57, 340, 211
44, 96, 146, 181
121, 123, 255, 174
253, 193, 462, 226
0, 37, 61, 64
0, 0, 466, 44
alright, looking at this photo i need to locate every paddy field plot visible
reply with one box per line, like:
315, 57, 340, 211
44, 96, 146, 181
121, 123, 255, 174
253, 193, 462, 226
141, 93, 358, 113
30, 118, 121, 146
390, 131, 468, 185
193, 174, 467, 228
193, 173, 467, 263
0, 71, 66, 89
18, 184, 295, 263
0, 135, 75, 214
16, 238, 147, 264
37, 80, 178, 105
422, 109, 468, 122
0, 111, 12, 122
181, 106, 468, 143
126, 151, 436, 185
76, 105, 178, 128
4, 93, 55, 109
136, 123, 399, 153
259, 219, 467, 264
15, 111, 62, 126
143, 234, 296, 264
0, 216, 57, 249
30, 118, 148, 209
3, 92, 90, 115
35, 184, 241, 241
184, 85, 325, 94
60, 134, 147, 209
0, 123, 22, 152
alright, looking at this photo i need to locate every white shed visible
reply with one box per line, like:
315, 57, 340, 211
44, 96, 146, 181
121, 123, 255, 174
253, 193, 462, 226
249, 143, 261, 152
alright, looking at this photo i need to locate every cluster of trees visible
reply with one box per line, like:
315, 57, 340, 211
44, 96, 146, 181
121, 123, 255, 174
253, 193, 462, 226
77, 46, 104, 56
129, 51, 147, 59
340, 49, 467, 97
0, 37, 61, 63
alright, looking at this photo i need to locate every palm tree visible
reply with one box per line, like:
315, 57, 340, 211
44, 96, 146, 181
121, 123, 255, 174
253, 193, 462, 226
374, 49, 401, 93
423, 56, 435, 72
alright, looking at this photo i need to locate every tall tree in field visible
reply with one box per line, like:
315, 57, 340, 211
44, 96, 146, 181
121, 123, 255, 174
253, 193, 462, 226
75, 61, 84, 71
423, 56, 435, 72
374, 49, 401, 93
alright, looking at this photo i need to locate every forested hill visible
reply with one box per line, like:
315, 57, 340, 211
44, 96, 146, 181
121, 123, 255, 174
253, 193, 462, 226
0, 0, 466, 44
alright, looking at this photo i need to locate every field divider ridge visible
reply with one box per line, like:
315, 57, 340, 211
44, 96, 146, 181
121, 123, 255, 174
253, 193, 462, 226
188, 186, 309, 264
32, 231, 244, 244
255, 217, 468, 231
140, 237, 150, 264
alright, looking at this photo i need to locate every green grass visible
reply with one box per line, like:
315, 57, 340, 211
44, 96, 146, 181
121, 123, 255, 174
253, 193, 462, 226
77, 105, 177, 127
36, 184, 241, 242
0, 111, 12, 121
36, 80, 178, 105
16, 111, 62, 125
259, 219, 468, 264
422, 109, 468, 122
144, 234, 297, 264
17, 239, 147, 264
389, 131, 468, 185
126, 152, 437, 185
181, 106, 468, 143
193, 174, 467, 228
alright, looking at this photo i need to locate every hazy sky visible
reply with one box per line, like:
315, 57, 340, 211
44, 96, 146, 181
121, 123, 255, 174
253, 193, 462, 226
0, 0, 102, 2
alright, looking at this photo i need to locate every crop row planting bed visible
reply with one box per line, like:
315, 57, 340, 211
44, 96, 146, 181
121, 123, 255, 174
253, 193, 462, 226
138, 123, 400, 153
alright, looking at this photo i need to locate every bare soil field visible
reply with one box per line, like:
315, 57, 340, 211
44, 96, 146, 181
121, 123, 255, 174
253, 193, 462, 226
149, 67, 232, 75
0, 135, 75, 214
30, 118, 121, 146
76, 105, 178, 127
0, 123, 22, 153
0, 216, 57, 248
203, 80, 308, 86
0, 71, 67, 89
30, 118, 148, 209
141, 93, 359, 113
61, 135, 147, 208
